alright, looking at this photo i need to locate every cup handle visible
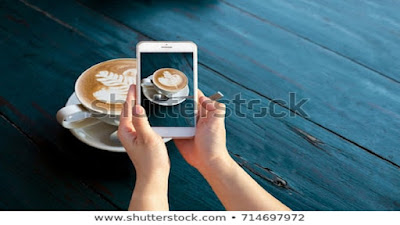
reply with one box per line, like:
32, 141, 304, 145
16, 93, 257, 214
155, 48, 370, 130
141, 78, 153, 87
56, 104, 100, 129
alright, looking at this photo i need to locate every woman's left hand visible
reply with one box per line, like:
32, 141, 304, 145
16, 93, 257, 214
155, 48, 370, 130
118, 85, 170, 210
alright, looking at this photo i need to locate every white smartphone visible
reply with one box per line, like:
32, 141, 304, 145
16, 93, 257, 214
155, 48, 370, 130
136, 41, 198, 138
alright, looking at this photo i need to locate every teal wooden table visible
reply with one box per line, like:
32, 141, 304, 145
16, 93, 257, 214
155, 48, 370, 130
1, 0, 399, 210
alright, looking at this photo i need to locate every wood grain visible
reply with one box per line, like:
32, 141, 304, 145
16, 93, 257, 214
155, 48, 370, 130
0, 0, 223, 210
225, 0, 400, 82
0, 116, 117, 210
1, 0, 399, 210
75, 0, 400, 165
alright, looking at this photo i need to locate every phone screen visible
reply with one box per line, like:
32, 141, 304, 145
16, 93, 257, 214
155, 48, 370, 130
140, 52, 195, 127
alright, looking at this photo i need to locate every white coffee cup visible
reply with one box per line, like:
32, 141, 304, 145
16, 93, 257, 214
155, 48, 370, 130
56, 58, 136, 129
150, 68, 188, 97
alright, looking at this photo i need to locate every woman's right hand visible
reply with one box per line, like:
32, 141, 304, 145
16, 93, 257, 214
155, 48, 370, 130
175, 90, 291, 211
174, 90, 232, 173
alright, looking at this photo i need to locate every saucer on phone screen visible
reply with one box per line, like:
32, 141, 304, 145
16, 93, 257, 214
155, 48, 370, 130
65, 93, 171, 152
142, 75, 190, 106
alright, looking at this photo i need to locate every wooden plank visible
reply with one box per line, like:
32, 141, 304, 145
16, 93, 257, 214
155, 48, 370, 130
75, 0, 400, 165
0, 116, 117, 210
0, 0, 223, 210
1, 0, 399, 210
225, 0, 400, 82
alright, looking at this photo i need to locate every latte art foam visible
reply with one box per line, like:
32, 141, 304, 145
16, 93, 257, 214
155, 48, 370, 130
93, 69, 136, 103
75, 59, 137, 115
153, 68, 188, 92
157, 71, 183, 87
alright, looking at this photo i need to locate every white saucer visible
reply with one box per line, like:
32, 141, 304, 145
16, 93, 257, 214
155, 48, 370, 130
142, 75, 190, 106
65, 93, 171, 153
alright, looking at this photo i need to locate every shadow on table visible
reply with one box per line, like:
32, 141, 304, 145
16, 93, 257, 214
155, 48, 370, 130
38, 123, 134, 181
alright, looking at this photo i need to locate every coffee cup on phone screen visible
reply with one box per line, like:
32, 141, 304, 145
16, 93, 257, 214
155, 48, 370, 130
142, 68, 188, 97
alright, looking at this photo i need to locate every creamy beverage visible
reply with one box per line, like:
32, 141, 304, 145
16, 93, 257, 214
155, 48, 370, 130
153, 68, 188, 92
75, 58, 136, 115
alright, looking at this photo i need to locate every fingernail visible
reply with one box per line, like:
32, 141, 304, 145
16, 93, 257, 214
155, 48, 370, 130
132, 105, 143, 116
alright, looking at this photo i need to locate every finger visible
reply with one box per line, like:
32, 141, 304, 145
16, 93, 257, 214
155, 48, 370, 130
208, 102, 226, 120
117, 125, 136, 146
132, 105, 153, 138
198, 95, 209, 119
201, 96, 217, 111
120, 84, 136, 130
196, 90, 206, 120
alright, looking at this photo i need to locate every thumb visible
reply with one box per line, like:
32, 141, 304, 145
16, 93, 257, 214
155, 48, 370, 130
132, 105, 153, 137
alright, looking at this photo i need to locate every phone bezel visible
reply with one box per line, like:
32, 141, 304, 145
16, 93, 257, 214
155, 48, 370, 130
136, 41, 197, 138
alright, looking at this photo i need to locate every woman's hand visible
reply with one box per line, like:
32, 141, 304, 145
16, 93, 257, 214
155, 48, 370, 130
118, 85, 170, 210
175, 90, 290, 211
174, 90, 232, 173
118, 85, 170, 178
